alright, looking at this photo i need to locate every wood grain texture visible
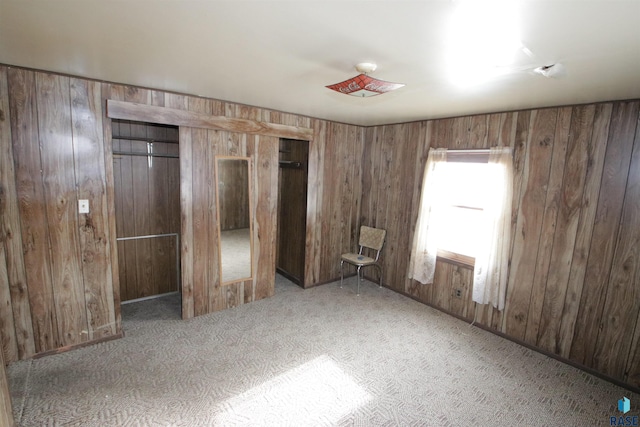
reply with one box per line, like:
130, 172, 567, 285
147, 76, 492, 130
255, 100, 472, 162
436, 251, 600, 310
557, 103, 612, 358
107, 100, 313, 140
179, 128, 194, 319
4, 67, 640, 391
276, 139, 309, 285
101, 84, 122, 335
361, 101, 640, 389
593, 103, 640, 379
70, 78, 116, 339
537, 105, 595, 354
303, 120, 326, 286
503, 109, 557, 341
569, 102, 639, 366
0, 66, 35, 362
522, 107, 570, 345
0, 339, 14, 427
8, 68, 58, 353
251, 135, 279, 301
36, 73, 88, 347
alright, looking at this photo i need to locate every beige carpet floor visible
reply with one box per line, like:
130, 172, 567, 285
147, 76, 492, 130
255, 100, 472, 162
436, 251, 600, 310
7, 275, 639, 426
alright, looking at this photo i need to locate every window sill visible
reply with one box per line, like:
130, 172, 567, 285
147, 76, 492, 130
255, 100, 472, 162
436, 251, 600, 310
436, 249, 475, 269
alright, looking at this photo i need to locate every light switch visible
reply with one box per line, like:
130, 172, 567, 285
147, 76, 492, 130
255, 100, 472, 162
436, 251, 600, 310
78, 199, 89, 214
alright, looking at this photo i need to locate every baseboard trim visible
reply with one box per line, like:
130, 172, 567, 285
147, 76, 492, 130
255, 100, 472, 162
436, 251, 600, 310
32, 333, 124, 360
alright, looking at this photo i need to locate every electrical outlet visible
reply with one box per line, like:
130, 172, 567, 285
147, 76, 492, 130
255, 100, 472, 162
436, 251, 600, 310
78, 199, 89, 214
454, 289, 462, 298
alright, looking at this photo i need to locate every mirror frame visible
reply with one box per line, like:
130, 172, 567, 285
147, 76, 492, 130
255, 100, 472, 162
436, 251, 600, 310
214, 155, 254, 286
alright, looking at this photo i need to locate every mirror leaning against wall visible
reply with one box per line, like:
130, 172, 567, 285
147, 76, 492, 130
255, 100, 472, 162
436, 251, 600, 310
215, 155, 254, 284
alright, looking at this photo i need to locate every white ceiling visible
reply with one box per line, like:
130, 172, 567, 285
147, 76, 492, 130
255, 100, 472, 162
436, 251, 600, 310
1, 1, 639, 126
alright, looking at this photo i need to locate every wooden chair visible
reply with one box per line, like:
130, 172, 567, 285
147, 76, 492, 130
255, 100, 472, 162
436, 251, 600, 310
340, 225, 387, 295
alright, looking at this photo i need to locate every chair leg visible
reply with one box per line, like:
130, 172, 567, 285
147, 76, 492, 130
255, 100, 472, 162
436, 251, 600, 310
357, 266, 362, 296
377, 264, 383, 288
340, 260, 344, 288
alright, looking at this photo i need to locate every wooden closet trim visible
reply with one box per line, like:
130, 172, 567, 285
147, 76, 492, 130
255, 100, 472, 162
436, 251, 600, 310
106, 100, 314, 140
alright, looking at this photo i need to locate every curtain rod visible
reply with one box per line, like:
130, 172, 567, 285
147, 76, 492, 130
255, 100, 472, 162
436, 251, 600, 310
434, 147, 511, 153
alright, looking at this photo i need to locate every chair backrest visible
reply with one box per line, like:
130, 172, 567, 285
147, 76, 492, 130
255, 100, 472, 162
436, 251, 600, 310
359, 226, 386, 251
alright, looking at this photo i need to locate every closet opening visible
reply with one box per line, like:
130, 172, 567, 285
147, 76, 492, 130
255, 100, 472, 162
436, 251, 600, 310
111, 119, 182, 321
276, 138, 309, 290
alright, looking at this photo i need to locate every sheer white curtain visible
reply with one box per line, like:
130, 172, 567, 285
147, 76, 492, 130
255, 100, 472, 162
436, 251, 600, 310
472, 147, 513, 310
407, 148, 447, 284
408, 146, 513, 310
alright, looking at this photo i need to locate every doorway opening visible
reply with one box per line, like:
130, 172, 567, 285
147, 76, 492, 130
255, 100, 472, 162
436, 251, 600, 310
111, 119, 181, 321
276, 138, 309, 290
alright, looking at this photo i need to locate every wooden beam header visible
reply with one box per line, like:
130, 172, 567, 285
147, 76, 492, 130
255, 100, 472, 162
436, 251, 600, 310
106, 99, 314, 141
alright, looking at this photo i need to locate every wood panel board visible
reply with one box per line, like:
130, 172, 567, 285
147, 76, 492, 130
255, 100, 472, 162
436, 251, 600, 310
107, 100, 313, 140
70, 78, 116, 339
569, 101, 639, 366
593, 105, 640, 379
8, 68, 57, 353
537, 105, 595, 354
36, 73, 88, 347
503, 109, 557, 342
523, 107, 571, 345
0, 66, 35, 360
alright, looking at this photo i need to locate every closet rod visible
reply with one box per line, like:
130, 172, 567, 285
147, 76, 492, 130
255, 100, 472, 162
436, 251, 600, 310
112, 135, 179, 144
113, 151, 179, 159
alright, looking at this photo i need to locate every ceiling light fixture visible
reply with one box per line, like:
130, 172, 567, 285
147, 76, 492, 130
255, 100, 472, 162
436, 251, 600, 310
326, 63, 405, 97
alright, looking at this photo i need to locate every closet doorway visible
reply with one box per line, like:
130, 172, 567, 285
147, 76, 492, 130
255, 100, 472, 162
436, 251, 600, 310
112, 120, 181, 319
276, 138, 309, 287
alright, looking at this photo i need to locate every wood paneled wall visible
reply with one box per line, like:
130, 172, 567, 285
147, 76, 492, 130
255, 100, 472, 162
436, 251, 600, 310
0, 65, 364, 362
0, 67, 117, 362
112, 121, 180, 301
0, 341, 13, 426
361, 102, 640, 388
277, 139, 309, 285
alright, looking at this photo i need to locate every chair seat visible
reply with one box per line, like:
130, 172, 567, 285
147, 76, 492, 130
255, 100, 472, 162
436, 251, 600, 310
341, 252, 376, 266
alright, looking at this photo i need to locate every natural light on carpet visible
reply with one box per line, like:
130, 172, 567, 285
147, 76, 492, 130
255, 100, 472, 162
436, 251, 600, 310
214, 355, 371, 424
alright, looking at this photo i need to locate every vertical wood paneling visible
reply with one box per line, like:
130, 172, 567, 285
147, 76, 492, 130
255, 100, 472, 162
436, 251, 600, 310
252, 135, 279, 301
101, 83, 122, 334
537, 105, 595, 354
361, 100, 640, 389
188, 97, 212, 316
0, 342, 14, 427
523, 107, 570, 344
70, 78, 115, 339
4, 67, 638, 391
502, 109, 557, 341
593, 107, 640, 379
304, 120, 326, 286
570, 101, 639, 365
8, 68, 58, 352
180, 128, 194, 319
557, 103, 612, 358
36, 73, 88, 346
0, 66, 35, 361
206, 130, 222, 313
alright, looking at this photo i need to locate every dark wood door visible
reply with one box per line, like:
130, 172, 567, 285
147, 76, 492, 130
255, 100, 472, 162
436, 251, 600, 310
276, 139, 309, 286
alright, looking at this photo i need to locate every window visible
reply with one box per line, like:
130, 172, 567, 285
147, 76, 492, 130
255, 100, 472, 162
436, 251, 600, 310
431, 157, 490, 267
408, 147, 513, 310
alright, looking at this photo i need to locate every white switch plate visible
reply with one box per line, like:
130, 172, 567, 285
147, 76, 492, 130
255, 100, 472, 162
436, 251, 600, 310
78, 199, 89, 214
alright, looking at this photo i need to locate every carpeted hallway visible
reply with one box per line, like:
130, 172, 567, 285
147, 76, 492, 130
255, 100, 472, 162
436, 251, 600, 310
7, 275, 638, 426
